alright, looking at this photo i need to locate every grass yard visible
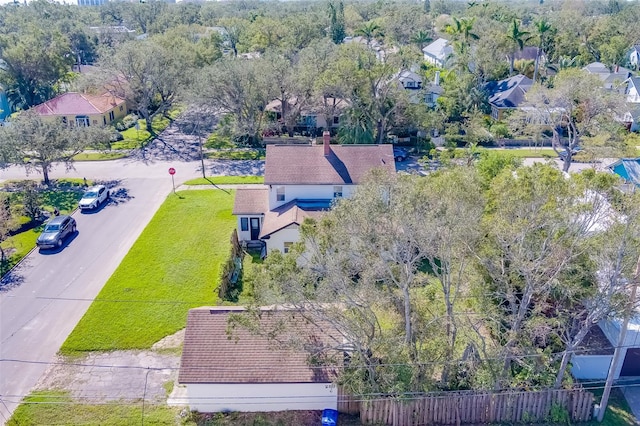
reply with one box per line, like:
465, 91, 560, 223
60, 189, 236, 355
183, 176, 264, 185
113, 108, 183, 150
586, 387, 637, 426
205, 149, 265, 160
8, 391, 363, 426
7, 391, 195, 426
490, 148, 557, 158
73, 152, 129, 161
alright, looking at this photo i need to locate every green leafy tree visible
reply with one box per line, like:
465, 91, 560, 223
328, 0, 346, 44
0, 26, 73, 110
0, 111, 111, 185
355, 20, 384, 47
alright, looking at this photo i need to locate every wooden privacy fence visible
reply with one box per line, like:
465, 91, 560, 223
338, 389, 594, 426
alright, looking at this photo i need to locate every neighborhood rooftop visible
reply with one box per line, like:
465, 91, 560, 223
33, 92, 125, 116
259, 199, 330, 239
264, 144, 395, 185
232, 188, 268, 215
178, 307, 338, 384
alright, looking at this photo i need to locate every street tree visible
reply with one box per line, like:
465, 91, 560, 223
97, 38, 185, 132
514, 68, 626, 172
193, 57, 274, 145
0, 111, 112, 185
328, 0, 346, 45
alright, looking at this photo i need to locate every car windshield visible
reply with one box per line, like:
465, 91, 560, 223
45, 224, 60, 231
83, 191, 98, 198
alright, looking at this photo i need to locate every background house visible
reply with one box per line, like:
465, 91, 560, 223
171, 306, 339, 413
583, 62, 632, 92
627, 45, 640, 70
422, 38, 452, 68
572, 317, 640, 380
486, 74, 533, 120
233, 133, 395, 255
32, 92, 126, 126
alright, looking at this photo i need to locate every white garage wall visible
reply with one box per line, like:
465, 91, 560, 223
571, 355, 613, 380
184, 382, 338, 413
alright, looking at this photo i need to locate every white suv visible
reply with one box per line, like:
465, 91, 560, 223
79, 185, 110, 210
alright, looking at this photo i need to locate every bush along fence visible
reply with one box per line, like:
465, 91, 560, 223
337, 388, 594, 426
217, 229, 244, 302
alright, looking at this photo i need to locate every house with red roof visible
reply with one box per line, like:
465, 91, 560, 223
232, 132, 395, 255
32, 92, 126, 126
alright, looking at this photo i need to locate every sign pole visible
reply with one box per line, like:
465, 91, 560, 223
168, 167, 176, 194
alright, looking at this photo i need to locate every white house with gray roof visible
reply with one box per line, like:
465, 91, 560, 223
422, 38, 453, 68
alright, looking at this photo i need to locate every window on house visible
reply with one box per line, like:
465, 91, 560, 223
240, 217, 249, 232
333, 185, 343, 198
75, 116, 89, 126
61, 117, 67, 124
109, 111, 115, 121
119, 105, 124, 111
103, 116, 107, 125
284, 242, 293, 253
276, 186, 285, 202
333, 116, 340, 125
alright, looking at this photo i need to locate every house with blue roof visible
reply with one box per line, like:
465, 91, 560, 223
485, 74, 533, 120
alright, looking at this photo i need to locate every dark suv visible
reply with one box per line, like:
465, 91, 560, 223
36, 215, 76, 249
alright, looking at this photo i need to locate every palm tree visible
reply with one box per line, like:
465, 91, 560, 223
410, 30, 432, 50
355, 21, 384, 47
506, 19, 532, 76
445, 17, 479, 54
532, 19, 552, 82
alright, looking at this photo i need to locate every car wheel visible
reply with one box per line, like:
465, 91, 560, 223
106, 191, 110, 199
56, 239, 62, 248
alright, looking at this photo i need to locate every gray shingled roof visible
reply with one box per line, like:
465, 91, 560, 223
487, 74, 533, 109
178, 307, 338, 384
259, 200, 330, 238
264, 144, 395, 185
232, 188, 268, 215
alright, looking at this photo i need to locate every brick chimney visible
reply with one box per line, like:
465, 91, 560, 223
323, 130, 331, 156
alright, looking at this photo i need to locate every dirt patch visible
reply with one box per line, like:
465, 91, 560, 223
36, 330, 185, 403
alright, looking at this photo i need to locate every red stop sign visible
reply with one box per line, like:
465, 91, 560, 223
168, 167, 176, 175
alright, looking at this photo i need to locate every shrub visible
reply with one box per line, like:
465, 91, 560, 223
115, 114, 139, 131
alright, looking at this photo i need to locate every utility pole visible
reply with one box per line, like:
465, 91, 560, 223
597, 255, 640, 422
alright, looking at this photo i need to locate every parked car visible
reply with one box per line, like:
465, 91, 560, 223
558, 147, 583, 161
36, 215, 76, 249
79, 185, 110, 210
393, 146, 409, 162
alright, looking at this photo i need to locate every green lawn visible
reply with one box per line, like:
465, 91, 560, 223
73, 152, 129, 161
7, 391, 195, 426
183, 176, 264, 185
113, 108, 183, 150
490, 148, 557, 158
205, 149, 265, 160
586, 388, 637, 426
60, 189, 236, 355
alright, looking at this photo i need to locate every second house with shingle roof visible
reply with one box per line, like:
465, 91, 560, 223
233, 132, 395, 256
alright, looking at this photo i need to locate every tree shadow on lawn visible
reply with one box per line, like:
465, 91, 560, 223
0, 261, 27, 292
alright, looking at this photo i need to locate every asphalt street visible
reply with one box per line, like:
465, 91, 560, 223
0, 157, 240, 422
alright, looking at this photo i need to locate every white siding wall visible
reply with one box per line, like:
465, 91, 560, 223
628, 86, 640, 103
266, 225, 301, 254
571, 355, 613, 380
268, 184, 356, 209
236, 215, 263, 241
184, 382, 338, 413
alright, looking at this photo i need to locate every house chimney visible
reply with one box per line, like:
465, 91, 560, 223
434, 70, 440, 86
323, 130, 331, 156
